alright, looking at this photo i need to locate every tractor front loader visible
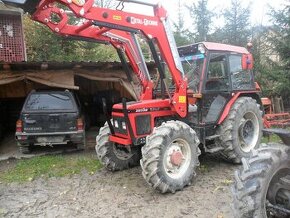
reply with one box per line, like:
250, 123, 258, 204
4, 0, 263, 193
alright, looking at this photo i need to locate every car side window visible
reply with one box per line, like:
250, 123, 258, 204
229, 55, 253, 90
205, 53, 229, 91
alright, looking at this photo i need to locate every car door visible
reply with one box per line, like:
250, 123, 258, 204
201, 52, 232, 124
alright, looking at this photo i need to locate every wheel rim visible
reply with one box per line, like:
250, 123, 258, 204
238, 111, 259, 152
112, 143, 134, 160
163, 138, 192, 179
266, 169, 290, 217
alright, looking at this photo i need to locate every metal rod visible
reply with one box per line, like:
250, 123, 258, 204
131, 33, 151, 81
266, 201, 290, 215
102, 98, 115, 134
122, 98, 135, 145
115, 0, 158, 7
75, 21, 92, 33
148, 39, 165, 99
95, 27, 110, 36
117, 48, 133, 82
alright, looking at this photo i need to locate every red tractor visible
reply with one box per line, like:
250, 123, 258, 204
4, 0, 263, 193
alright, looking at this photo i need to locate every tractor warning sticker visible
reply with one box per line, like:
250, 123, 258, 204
113, 15, 122, 21
178, 96, 186, 103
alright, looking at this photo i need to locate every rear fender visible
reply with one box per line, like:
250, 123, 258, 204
218, 92, 262, 125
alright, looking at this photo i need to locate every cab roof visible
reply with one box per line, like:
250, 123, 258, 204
202, 42, 249, 54
178, 42, 250, 56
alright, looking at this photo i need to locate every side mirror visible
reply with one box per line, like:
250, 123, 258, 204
242, 54, 253, 70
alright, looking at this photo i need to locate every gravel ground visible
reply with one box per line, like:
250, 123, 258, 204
0, 151, 237, 218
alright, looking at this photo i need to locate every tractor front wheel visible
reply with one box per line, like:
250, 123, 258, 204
96, 122, 141, 171
216, 97, 262, 163
141, 121, 201, 193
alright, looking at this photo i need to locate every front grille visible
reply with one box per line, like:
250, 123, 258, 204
112, 117, 127, 135
135, 115, 151, 135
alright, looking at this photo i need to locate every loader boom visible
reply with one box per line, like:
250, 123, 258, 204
29, 0, 188, 117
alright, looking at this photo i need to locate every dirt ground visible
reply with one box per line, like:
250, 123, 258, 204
0, 130, 237, 218
0, 149, 237, 218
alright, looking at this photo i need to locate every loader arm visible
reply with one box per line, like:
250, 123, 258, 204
2, 0, 188, 117
32, 4, 154, 100
32, 0, 188, 117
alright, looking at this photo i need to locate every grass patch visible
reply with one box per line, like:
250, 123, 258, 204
0, 154, 102, 183
261, 127, 290, 144
261, 134, 282, 143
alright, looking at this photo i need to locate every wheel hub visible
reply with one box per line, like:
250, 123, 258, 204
238, 111, 259, 152
240, 119, 254, 143
163, 139, 191, 179
170, 150, 184, 166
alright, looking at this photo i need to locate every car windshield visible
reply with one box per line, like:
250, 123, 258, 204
181, 54, 205, 92
25, 93, 74, 110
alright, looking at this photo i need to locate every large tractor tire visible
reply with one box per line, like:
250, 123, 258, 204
233, 144, 290, 218
96, 122, 141, 171
215, 97, 262, 163
141, 121, 201, 193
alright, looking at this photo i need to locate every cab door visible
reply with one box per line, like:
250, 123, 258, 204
201, 52, 231, 124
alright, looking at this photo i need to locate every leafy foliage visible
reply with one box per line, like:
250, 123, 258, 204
186, 0, 214, 42
173, 0, 191, 46
221, 0, 251, 46
23, 15, 118, 62
254, 5, 290, 104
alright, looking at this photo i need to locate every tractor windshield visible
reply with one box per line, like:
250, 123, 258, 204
181, 54, 204, 92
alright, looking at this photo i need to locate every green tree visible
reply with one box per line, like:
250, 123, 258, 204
173, 0, 191, 46
222, 0, 251, 46
261, 5, 290, 104
186, 0, 214, 42
23, 15, 118, 62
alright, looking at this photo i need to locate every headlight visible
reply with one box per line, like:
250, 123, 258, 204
121, 121, 127, 130
114, 120, 119, 128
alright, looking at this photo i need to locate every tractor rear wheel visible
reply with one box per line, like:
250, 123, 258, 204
233, 144, 290, 218
140, 121, 201, 193
96, 122, 141, 171
216, 97, 262, 163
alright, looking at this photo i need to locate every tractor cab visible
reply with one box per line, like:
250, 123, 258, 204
179, 42, 254, 94
178, 42, 257, 126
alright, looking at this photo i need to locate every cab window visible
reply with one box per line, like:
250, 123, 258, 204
205, 53, 229, 91
229, 54, 253, 90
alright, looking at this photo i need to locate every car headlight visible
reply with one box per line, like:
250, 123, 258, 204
121, 121, 127, 130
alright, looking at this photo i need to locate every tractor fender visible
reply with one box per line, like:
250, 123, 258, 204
218, 91, 262, 125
